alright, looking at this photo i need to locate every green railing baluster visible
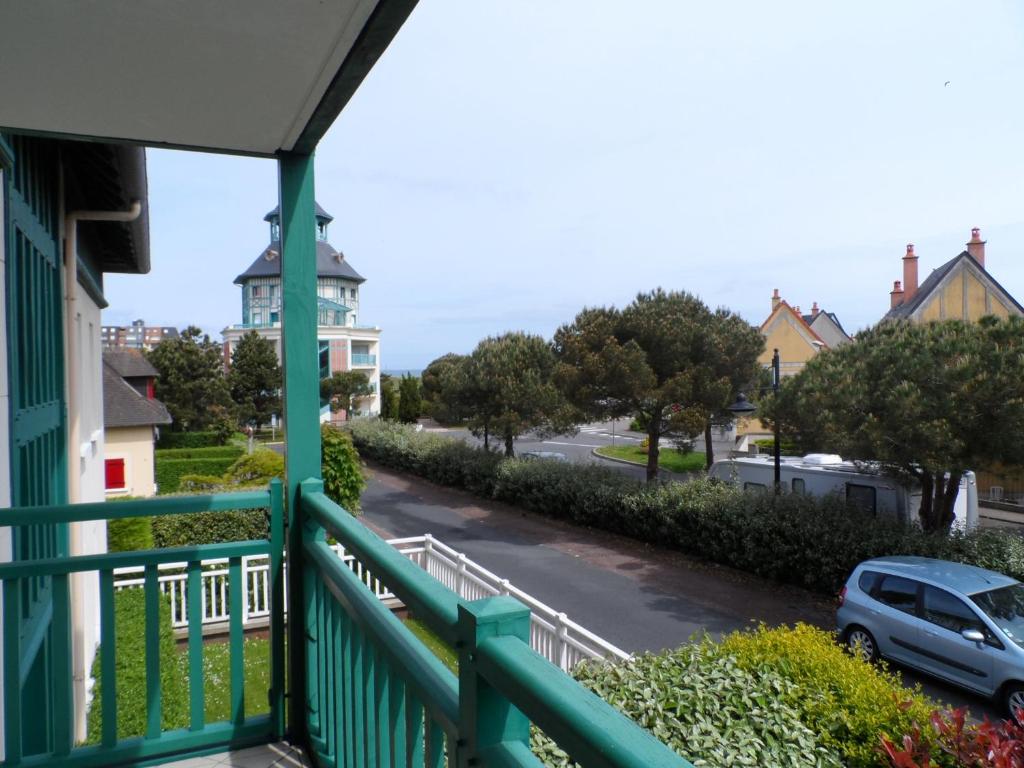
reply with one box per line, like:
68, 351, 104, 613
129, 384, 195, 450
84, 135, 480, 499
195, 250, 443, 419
268, 478, 285, 740
187, 561, 204, 732
362, 633, 377, 768
52, 573, 73, 756
375, 649, 390, 768
229, 556, 244, 726
3, 579, 23, 765
323, 592, 335, 762
99, 570, 117, 748
352, 623, 365, 768
405, 692, 423, 768
332, 603, 345, 768
144, 565, 161, 739
425, 719, 444, 768
390, 673, 407, 768
342, 606, 355, 768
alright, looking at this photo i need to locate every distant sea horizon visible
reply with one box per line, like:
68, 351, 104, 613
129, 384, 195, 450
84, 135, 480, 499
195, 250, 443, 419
382, 368, 423, 378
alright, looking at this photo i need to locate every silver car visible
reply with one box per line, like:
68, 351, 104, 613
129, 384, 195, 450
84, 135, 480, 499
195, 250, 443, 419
837, 556, 1024, 714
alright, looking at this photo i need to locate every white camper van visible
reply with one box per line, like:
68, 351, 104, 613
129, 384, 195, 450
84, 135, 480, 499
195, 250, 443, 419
707, 453, 978, 530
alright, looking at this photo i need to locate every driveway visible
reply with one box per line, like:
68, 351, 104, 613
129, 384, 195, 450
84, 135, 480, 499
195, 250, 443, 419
358, 461, 998, 719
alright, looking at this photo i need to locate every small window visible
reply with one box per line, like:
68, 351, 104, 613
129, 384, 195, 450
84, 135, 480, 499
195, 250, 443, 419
252, 285, 261, 297
858, 570, 883, 595
105, 459, 126, 490
846, 483, 877, 515
350, 287, 356, 299
743, 481, 767, 491
876, 575, 918, 614
792, 478, 806, 494
923, 586, 989, 636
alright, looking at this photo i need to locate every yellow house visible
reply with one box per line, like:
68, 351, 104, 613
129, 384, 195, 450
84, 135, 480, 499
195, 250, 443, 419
884, 228, 1023, 323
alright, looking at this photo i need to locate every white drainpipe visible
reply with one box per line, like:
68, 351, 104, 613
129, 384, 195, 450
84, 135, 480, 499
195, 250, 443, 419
63, 199, 142, 742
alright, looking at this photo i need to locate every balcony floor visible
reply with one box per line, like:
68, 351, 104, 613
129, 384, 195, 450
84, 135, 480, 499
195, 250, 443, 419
161, 743, 310, 768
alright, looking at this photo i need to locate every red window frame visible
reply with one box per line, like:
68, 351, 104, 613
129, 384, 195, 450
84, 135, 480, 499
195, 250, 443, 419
105, 458, 126, 490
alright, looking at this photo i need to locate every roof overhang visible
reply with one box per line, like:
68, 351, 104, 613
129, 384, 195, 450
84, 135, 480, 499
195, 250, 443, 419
0, 0, 418, 157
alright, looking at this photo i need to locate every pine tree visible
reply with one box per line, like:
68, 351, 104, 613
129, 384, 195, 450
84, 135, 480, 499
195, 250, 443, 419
228, 331, 282, 430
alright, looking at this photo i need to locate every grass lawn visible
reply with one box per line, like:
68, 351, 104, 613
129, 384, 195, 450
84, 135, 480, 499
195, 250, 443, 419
595, 444, 706, 473
405, 617, 458, 674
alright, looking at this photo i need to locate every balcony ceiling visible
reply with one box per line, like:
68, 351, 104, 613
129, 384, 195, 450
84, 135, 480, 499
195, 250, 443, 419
0, 0, 416, 157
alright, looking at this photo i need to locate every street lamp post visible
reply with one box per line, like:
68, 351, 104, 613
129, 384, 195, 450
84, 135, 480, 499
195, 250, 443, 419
728, 348, 782, 494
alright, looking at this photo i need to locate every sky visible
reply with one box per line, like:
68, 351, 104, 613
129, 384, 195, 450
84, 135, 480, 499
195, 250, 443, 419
102, 0, 1024, 371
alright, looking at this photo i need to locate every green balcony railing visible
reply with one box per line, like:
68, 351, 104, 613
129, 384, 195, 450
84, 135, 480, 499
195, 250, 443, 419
0, 482, 285, 768
299, 480, 693, 768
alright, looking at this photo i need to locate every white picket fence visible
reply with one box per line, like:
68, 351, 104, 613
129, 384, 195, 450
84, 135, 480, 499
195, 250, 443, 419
112, 534, 629, 671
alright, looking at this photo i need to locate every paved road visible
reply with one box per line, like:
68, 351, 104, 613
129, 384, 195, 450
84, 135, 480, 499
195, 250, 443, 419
358, 461, 998, 720
426, 419, 729, 482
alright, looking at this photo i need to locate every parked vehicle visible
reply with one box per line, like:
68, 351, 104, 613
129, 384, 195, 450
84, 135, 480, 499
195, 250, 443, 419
708, 453, 978, 530
837, 556, 1024, 715
520, 450, 569, 462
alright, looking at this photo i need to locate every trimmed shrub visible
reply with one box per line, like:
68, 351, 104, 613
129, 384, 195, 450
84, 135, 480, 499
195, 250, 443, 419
321, 424, 365, 512
155, 446, 245, 460
178, 474, 229, 493
86, 588, 188, 742
156, 431, 224, 449
349, 420, 1024, 596
152, 508, 268, 547
225, 450, 283, 484
155, 457, 239, 494
106, 516, 154, 552
531, 637, 845, 767
718, 623, 942, 768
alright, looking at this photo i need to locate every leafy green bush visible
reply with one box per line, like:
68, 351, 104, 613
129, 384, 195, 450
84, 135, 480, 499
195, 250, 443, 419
106, 516, 154, 552
86, 588, 188, 742
155, 446, 245, 460
532, 638, 844, 767
156, 431, 224, 449
349, 420, 1024, 595
178, 474, 229, 492
152, 508, 268, 547
226, 450, 283, 484
321, 424, 365, 512
719, 624, 943, 768
155, 457, 239, 494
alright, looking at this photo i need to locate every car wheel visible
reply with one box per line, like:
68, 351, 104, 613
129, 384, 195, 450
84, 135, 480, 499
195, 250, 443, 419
845, 626, 878, 663
1005, 683, 1024, 722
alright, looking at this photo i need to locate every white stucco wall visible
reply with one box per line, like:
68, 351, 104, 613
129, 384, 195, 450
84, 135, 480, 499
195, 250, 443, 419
105, 426, 158, 498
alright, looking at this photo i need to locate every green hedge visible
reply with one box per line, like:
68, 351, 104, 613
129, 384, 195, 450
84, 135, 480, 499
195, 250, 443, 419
86, 588, 188, 742
532, 624, 944, 768
152, 508, 268, 548
107, 517, 154, 552
155, 457, 239, 494
349, 420, 1024, 595
155, 446, 245, 460
156, 431, 224, 449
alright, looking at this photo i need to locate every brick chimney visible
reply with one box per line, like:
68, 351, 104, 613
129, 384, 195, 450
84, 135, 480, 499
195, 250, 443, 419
811, 301, 820, 318
890, 280, 904, 309
967, 227, 986, 268
902, 243, 918, 302
771, 288, 781, 311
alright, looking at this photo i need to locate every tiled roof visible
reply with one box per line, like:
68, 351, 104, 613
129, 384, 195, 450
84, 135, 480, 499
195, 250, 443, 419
103, 362, 171, 428
234, 240, 365, 284
104, 349, 159, 379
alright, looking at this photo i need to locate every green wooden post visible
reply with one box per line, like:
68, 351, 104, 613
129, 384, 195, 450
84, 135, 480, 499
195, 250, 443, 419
278, 151, 322, 745
456, 597, 532, 768
267, 478, 285, 739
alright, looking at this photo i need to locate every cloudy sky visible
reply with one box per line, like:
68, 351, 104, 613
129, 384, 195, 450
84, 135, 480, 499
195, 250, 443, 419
102, 0, 1024, 371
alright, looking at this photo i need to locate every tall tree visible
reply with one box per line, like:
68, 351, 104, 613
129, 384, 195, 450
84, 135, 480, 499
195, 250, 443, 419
320, 371, 371, 417
554, 289, 739, 481
146, 326, 232, 432
468, 332, 576, 457
379, 374, 400, 420
397, 374, 422, 424
228, 331, 281, 430
701, 309, 766, 467
773, 317, 1024, 531
421, 353, 470, 424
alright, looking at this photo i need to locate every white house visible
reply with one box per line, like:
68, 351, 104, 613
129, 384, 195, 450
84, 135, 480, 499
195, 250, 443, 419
222, 203, 382, 419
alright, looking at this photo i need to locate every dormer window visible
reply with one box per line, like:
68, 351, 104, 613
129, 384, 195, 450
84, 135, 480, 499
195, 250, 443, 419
270, 221, 280, 241
317, 221, 328, 241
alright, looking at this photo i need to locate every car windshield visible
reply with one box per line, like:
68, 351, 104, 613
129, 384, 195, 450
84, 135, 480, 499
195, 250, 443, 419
971, 584, 1024, 647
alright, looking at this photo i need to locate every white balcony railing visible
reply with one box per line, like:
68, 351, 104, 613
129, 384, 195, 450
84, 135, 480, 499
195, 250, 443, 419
112, 534, 628, 671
